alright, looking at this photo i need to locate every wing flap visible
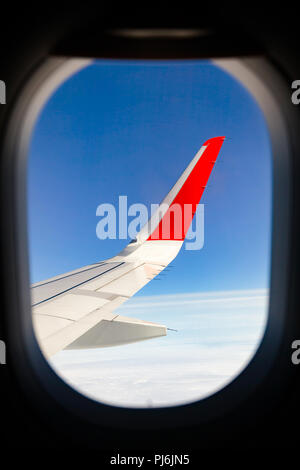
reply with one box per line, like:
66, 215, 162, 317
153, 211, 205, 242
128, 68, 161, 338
65, 315, 167, 350
33, 295, 129, 358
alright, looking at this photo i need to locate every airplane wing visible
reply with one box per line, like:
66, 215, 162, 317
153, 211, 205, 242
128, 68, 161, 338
32, 136, 225, 358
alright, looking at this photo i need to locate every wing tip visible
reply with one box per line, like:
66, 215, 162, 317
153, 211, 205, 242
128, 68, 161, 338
203, 136, 226, 146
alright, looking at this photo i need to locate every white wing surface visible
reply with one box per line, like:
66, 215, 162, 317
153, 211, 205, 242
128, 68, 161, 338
32, 137, 225, 358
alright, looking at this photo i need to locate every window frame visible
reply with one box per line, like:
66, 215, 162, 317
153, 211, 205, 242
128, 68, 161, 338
1, 54, 295, 430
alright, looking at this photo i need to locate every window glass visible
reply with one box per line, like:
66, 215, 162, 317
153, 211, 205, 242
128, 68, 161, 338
28, 60, 271, 407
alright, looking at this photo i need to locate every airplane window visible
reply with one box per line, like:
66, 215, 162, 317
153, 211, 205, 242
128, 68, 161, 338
28, 60, 271, 408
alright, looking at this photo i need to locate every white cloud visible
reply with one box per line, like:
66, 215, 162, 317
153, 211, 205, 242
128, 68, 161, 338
50, 289, 268, 408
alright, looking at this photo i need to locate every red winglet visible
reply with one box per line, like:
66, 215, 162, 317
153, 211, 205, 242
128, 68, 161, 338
148, 136, 225, 241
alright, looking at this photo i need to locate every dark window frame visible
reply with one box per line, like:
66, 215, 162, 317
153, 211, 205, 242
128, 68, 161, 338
1, 43, 297, 431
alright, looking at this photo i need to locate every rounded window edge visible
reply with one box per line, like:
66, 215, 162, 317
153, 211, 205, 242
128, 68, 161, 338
3, 55, 293, 430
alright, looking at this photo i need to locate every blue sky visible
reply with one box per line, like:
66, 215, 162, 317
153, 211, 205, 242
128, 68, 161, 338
28, 60, 272, 406
28, 60, 272, 293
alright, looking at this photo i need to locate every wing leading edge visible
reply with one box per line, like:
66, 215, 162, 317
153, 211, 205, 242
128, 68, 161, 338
32, 137, 225, 358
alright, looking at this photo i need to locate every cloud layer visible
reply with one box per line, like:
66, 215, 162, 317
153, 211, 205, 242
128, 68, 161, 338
50, 289, 268, 408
